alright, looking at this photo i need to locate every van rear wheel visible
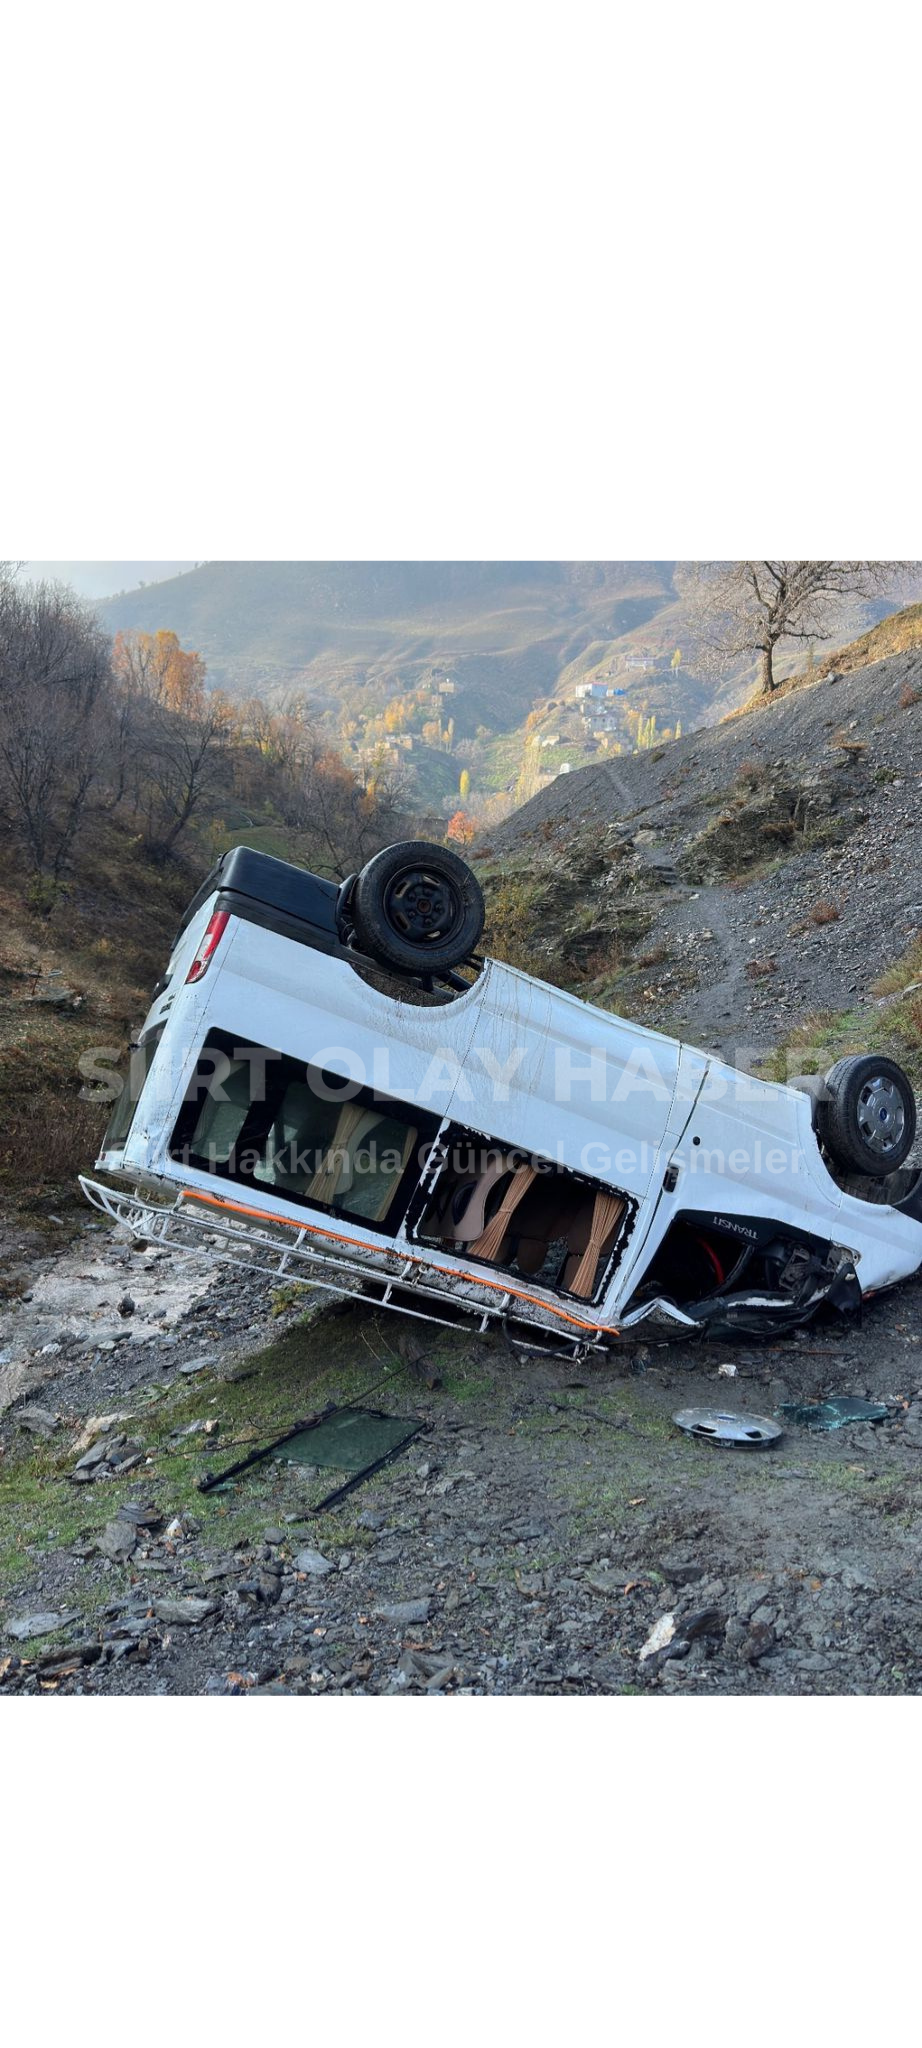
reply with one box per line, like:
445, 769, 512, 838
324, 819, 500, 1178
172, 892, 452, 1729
350, 841, 485, 974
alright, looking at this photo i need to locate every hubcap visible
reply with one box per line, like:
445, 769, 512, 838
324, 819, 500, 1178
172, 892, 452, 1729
856, 1075, 906, 1159
383, 866, 463, 946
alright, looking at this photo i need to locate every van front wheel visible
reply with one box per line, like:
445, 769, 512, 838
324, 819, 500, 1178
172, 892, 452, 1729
350, 841, 485, 974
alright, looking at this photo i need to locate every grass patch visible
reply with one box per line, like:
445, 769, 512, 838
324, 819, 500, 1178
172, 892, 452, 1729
759, 954, 922, 1093
0, 1304, 437, 1610
872, 934, 922, 1000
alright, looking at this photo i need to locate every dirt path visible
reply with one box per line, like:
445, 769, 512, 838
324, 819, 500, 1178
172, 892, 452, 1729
652, 881, 754, 1057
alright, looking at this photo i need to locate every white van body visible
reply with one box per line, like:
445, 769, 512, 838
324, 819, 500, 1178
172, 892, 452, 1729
81, 846, 922, 1359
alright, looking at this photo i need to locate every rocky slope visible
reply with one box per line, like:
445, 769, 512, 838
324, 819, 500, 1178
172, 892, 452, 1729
478, 614, 922, 1076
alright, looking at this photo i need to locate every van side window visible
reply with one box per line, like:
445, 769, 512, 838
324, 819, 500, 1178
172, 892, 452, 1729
408, 1124, 633, 1303
170, 1030, 439, 1232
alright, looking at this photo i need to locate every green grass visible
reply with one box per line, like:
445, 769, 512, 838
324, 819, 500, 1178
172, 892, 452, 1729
0, 1305, 437, 1616
758, 936, 922, 1093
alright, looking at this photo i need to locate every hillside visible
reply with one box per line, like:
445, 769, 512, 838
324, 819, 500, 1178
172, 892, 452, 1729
100, 561, 677, 720
97, 561, 919, 819
475, 606, 922, 1095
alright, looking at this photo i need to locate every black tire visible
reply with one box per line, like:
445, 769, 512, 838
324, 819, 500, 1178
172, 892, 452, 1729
816, 1055, 917, 1178
350, 840, 485, 974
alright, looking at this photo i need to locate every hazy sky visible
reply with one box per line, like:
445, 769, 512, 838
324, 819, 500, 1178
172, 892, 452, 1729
22, 562, 197, 600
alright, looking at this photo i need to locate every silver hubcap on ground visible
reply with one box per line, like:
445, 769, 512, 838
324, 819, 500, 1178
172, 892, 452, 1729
856, 1075, 906, 1159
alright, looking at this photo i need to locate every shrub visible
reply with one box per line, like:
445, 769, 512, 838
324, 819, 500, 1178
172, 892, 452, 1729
809, 899, 841, 925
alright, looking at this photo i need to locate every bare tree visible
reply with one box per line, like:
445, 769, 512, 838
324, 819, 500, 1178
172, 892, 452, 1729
233, 694, 413, 871
0, 571, 113, 879
677, 560, 917, 695
131, 693, 229, 862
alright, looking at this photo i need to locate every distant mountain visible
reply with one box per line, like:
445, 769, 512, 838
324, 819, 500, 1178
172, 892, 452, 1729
95, 561, 920, 816
98, 559, 676, 712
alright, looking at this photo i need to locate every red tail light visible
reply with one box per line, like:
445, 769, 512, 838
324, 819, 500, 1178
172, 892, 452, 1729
186, 910, 230, 983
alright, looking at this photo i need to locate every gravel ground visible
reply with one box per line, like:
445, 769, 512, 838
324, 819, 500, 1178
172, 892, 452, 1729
3, 1216, 922, 1698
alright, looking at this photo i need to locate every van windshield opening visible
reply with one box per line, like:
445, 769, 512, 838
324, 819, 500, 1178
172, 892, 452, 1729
170, 1030, 440, 1232
102, 1025, 166, 1154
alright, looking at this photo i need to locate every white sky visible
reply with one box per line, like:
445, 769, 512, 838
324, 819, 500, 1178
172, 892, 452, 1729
21, 562, 197, 600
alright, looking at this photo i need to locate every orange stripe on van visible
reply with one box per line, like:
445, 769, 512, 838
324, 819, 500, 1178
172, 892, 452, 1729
182, 1187, 619, 1337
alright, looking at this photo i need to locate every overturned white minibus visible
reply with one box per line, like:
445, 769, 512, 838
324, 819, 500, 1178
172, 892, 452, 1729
81, 841, 922, 1358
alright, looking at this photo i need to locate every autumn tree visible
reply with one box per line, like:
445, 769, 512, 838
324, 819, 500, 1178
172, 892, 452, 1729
459, 767, 471, 798
111, 626, 228, 860
446, 808, 475, 845
678, 561, 915, 696
112, 628, 206, 714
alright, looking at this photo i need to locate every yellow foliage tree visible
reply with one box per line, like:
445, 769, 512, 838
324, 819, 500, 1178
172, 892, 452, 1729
113, 628, 206, 714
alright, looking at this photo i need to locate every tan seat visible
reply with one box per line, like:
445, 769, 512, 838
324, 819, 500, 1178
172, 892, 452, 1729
437, 1153, 519, 1244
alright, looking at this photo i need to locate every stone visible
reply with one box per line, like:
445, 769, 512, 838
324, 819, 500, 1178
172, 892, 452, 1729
375, 1598, 431, 1625
294, 1548, 335, 1576
901, 1402, 922, 1448
151, 1597, 218, 1626
74, 1439, 110, 1471
740, 1622, 776, 1663
585, 1567, 631, 1597
35, 1640, 101, 1670
179, 1357, 210, 1376
397, 1649, 453, 1689
15, 1405, 59, 1437
99, 1519, 138, 1560
72, 1414, 125, 1454
678, 1607, 724, 1643
117, 1294, 136, 1317
659, 1558, 706, 1586
639, 1613, 676, 1662
7, 1612, 80, 1641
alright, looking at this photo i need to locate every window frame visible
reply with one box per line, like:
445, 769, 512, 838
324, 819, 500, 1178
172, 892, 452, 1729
168, 1027, 443, 1236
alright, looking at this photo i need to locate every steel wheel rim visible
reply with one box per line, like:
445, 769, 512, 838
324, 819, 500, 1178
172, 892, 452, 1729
382, 865, 464, 946
856, 1075, 906, 1158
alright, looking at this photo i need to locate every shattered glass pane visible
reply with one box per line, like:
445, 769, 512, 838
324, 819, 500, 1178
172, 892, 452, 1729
778, 1396, 889, 1430
283, 1407, 421, 1471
